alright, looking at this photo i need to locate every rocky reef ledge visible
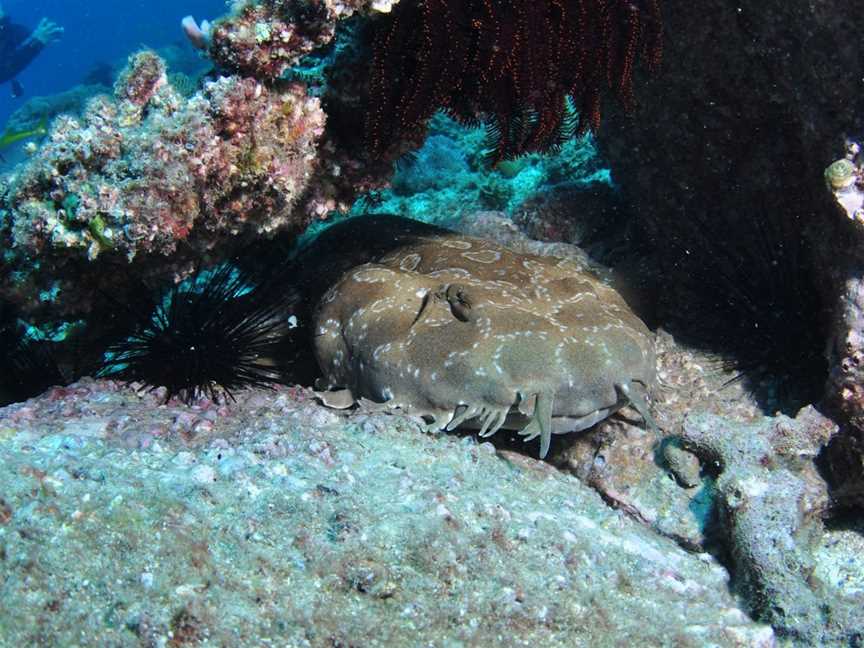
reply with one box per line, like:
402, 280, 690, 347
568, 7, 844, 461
0, 379, 773, 646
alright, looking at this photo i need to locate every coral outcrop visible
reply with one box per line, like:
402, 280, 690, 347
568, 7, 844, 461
679, 408, 863, 643
205, 0, 401, 81
0, 50, 324, 327
6, 51, 324, 261
207, 1, 337, 81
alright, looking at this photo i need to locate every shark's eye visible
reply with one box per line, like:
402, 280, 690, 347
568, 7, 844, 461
446, 284, 472, 322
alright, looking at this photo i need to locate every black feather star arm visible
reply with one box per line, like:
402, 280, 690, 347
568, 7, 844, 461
366, 0, 662, 164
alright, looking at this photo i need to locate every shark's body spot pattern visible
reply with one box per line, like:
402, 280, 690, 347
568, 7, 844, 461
440, 239, 473, 250
400, 253, 422, 271
462, 249, 502, 264
314, 230, 657, 458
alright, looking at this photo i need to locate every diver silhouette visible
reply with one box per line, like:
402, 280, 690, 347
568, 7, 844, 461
0, 2, 63, 98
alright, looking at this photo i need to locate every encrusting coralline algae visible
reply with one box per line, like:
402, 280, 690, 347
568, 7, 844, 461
6, 51, 325, 261
0, 379, 774, 646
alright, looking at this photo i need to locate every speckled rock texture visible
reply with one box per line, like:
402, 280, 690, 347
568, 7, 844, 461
681, 408, 864, 644
0, 379, 774, 647
205, 0, 402, 82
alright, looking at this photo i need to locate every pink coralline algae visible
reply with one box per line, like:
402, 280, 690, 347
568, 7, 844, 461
0, 1, 400, 324
208, 2, 336, 82
4, 50, 326, 260
204, 0, 400, 81
113, 50, 168, 110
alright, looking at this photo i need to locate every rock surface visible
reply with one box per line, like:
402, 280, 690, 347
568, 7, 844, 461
680, 409, 864, 644
594, 0, 864, 488
0, 379, 773, 646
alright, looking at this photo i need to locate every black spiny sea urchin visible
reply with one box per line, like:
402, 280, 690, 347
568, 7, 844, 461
0, 335, 71, 406
0, 301, 80, 406
99, 264, 295, 404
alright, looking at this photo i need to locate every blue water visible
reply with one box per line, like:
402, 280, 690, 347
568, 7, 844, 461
0, 0, 226, 127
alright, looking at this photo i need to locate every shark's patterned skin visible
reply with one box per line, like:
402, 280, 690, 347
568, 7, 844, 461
314, 228, 656, 458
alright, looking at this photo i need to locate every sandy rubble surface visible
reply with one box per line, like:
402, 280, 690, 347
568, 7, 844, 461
0, 379, 773, 647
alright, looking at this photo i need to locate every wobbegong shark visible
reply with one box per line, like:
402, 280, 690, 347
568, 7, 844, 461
306, 216, 657, 459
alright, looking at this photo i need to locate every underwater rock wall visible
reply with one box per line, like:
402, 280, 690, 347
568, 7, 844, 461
593, 0, 864, 494
680, 409, 863, 644
0, 1, 862, 639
